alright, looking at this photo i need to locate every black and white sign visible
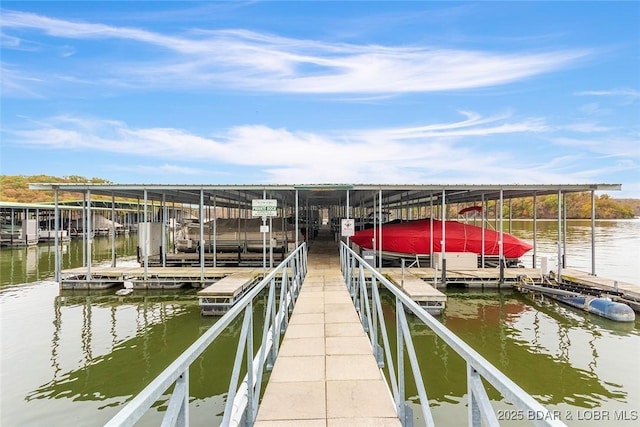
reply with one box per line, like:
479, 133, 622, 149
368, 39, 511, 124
341, 218, 355, 237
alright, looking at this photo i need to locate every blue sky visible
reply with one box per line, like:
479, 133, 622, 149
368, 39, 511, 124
2, 1, 639, 197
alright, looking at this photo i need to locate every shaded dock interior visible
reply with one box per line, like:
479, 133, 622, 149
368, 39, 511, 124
29, 181, 636, 316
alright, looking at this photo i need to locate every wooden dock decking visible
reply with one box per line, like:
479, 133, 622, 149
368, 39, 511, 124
254, 233, 401, 426
146, 251, 287, 267
407, 266, 544, 287
59, 266, 252, 290
197, 269, 262, 315
385, 268, 446, 314
560, 268, 640, 299
197, 270, 261, 297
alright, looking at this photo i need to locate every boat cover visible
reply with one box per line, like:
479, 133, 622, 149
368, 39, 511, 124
349, 219, 533, 258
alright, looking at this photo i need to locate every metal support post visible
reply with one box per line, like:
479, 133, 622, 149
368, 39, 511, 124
161, 192, 166, 268
591, 190, 596, 276
499, 189, 504, 283
441, 189, 446, 284
199, 190, 204, 283
87, 190, 92, 280
111, 193, 117, 268
533, 192, 537, 269
54, 189, 60, 282
143, 189, 148, 281
557, 190, 562, 279
396, 296, 405, 422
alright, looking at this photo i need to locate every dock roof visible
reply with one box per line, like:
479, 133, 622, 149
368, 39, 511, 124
27, 183, 621, 210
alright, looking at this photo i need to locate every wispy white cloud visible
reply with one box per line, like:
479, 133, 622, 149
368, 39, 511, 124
1, 33, 24, 49
0, 66, 45, 97
561, 123, 610, 133
575, 89, 640, 100
579, 102, 611, 116
356, 111, 548, 141
1, 10, 195, 51
5, 112, 543, 165
1, 10, 592, 95
109, 163, 226, 177
551, 136, 640, 159
59, 45, 76, 57
3, 112, 633, 186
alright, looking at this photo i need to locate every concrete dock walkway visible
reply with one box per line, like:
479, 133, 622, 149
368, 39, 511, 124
254, 232, 401, 427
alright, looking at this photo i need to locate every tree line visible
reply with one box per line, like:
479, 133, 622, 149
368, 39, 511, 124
0, 174, 112, 203
461, 193, 637, 220
1, 174, 638, 219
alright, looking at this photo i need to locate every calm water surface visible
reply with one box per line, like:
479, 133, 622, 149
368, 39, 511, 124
1, 221, 639, 426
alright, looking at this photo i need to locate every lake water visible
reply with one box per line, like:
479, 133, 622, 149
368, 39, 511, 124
1, 220, 639, 426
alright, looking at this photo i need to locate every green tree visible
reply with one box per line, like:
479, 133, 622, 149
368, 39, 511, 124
0, 175, 112, 203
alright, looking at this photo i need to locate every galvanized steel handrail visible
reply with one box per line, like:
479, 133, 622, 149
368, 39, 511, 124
105, 243, 307, 427
339, 241, 566, 427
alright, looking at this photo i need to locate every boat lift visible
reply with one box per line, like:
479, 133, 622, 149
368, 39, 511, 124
515, 274, 635, 322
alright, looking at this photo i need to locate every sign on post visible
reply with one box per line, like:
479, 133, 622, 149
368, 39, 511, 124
341, 218, 355, 237
252, 199, 278, 217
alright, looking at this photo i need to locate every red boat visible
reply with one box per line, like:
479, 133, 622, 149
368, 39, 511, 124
349, 218, 533, 259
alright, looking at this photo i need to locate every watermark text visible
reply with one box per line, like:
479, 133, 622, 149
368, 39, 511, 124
496, 409, 638, 422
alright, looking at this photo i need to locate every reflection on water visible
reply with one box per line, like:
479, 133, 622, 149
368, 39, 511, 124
28, 292, 218, 404
390, 291, 634, 407
7, 288, 273, 426
3, 288, 639, 426
511, 219, 640, 284
0, 236, 138, 287
1, 222, 639, 426
377, 288, 639, 426
39, 292, 196, 398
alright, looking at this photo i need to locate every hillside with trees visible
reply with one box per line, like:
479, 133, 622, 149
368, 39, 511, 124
489, 192, 636, 219
0, 175, 112, 203
616, 199, 640, 217
1, 174, 637, 219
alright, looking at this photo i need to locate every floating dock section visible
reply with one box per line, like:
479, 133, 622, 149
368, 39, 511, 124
197, 270, 262, 315
60, 266, 250, 290
558, 268, 640, 311
146, 252, 287, 267
406, 266, 543, 288
385, 269, 446, 315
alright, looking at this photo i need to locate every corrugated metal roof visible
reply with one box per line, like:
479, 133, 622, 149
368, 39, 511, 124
24, 182, 622, 212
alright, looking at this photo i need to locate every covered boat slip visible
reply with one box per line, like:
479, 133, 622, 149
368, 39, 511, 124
32, 182, 632, 297
174, 216, 294, 254
0, 200, 145, 246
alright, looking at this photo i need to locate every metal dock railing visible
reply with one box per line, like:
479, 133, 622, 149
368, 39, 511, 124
104, 243, 307, 427
105, 234, 566, 427
340, 241, 565, 427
